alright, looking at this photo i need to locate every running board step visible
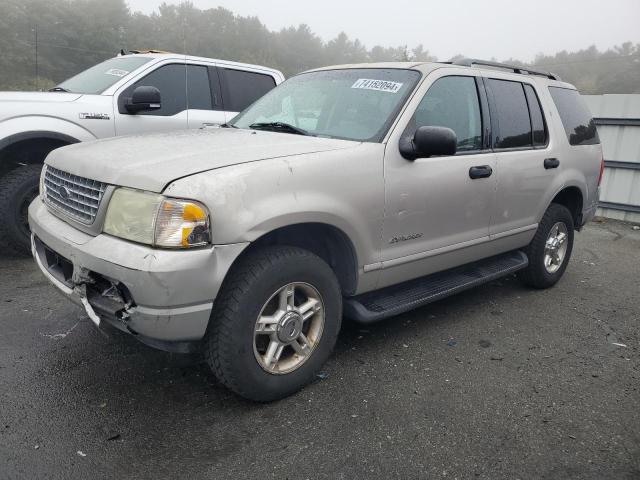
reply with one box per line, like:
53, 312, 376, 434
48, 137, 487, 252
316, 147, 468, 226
344, 250, 528, 324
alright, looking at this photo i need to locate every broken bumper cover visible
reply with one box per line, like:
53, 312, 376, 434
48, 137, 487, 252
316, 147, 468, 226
29, 199, 248, 344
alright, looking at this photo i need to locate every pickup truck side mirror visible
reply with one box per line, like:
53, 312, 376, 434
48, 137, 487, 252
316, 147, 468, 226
399, 126, 457, 160
125, 86, 162, 114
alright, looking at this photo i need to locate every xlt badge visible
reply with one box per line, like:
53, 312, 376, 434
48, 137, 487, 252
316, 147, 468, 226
79, 113, 110, 120
389, 233, 423, 244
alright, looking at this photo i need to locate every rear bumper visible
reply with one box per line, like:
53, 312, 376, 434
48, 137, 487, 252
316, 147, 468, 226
29, 198, 248, 344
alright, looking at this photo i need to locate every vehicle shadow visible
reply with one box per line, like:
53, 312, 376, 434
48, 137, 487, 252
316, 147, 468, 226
39, 272, 528, 406
23, 273, 531, 472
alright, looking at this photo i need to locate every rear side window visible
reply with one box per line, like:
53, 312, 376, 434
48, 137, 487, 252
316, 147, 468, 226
187, 65, 213, 110
523, 84, 547, 146
548, 87, 600, 145
487, 79, 531, 149
221, 69, 277, 112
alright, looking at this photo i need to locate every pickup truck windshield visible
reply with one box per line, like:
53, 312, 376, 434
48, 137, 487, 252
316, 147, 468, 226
55, 57, 153, 94
231, 68, 421, 142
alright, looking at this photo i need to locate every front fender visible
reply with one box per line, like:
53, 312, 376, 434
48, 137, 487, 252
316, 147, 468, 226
0, 116, 97, 149
163, 144, 386, 271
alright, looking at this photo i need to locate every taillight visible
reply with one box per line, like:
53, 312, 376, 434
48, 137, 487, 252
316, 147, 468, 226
597, 156, 605, 186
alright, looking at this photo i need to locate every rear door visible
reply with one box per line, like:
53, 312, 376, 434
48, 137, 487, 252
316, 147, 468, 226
485, 77, 557, 235
185, 64, 226, 128
218, 67, 278, 122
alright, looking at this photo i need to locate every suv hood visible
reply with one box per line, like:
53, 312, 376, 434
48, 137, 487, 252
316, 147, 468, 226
0, 91, 83, 103
46, 128, 359, 192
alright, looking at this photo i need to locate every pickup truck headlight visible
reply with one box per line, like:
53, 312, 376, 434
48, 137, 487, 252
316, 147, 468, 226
103, 188, 210, 248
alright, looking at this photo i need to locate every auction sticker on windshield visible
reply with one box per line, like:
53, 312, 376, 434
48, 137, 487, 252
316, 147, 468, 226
105, 68, 129, 77
351, 78, 403, 93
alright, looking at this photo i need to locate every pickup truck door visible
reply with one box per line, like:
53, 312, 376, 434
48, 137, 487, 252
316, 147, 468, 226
186, 65, 226, 129
216, 66, 279, 123
113, 61, 188, 135
378, 72, 496, 288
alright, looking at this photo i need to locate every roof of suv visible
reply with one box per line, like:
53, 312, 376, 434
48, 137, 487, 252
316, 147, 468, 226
305, 61, 575, 89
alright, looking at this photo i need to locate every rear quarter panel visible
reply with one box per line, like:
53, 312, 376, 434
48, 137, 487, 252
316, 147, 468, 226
538, 80, 602, 219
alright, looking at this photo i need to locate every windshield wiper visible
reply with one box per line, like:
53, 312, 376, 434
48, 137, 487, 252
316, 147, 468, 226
49, 87, 71, 92
248, 122, 313, 136
220, 123, 238, 128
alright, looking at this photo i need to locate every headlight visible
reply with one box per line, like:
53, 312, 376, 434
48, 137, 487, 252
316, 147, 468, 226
103, 188, 210, 248
39, 166, 47, 198
155, 198, 210, 248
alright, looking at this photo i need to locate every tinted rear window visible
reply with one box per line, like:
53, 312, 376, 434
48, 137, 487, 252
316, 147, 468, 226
187, 65, 213, 110
548, 87, 599, 145
523, 84, 547, 146
221, 69, 276, 112
488, 79, 532, 149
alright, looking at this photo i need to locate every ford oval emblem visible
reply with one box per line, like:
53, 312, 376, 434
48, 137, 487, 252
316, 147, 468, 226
58, 186, 69, 200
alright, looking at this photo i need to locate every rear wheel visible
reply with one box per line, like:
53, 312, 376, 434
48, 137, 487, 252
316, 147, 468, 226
518, 203, 574, 289
204, 246, 342, 402
0, 165, 42, 255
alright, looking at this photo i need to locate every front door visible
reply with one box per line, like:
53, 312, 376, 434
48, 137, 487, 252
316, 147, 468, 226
114, 61, 188, 136
379, 73, 496, 287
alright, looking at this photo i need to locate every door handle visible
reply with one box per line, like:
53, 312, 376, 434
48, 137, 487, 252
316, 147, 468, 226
544, 157, 560, 169
201, 122, 220, 128
469, 165, 493, 179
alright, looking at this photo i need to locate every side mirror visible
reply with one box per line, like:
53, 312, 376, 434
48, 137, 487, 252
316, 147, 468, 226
125, 86, 161, 114
399, 126, 457, 160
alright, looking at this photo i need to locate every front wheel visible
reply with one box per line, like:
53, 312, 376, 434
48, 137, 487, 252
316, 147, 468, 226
204, 246, 342, 402
518, 203, 575, 289
0, 165, 42, 255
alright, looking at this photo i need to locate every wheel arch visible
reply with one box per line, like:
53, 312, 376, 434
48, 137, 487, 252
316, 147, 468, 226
241, 222, 359, 296
550, 186, 584, 229
0, 131, 80, 177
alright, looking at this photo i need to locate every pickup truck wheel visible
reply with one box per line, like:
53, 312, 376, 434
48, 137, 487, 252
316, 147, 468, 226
518, 203, 574, 289
0, 165, 42, 255
204, 246, 342, 402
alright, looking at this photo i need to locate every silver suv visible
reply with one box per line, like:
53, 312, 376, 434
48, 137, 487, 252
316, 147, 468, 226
29, 59, 603, 401
0, 51, 283, 253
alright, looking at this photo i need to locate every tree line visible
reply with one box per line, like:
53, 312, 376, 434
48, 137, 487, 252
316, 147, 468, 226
1, 0, 638, 93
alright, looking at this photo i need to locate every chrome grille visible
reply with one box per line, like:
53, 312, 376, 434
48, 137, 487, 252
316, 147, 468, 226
43, 166, 107, 224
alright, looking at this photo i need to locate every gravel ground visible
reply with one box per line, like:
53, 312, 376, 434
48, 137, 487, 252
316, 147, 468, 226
0, 219, 638, 480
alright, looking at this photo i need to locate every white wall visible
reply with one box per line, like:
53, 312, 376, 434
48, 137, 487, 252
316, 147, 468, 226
583, 94, 640, 223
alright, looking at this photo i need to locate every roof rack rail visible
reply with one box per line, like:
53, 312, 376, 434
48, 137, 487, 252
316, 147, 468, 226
119, 49, 174, 56
451, 58, 560, 81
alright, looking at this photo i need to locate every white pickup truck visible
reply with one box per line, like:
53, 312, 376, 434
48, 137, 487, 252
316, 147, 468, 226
0, 51, 284, 252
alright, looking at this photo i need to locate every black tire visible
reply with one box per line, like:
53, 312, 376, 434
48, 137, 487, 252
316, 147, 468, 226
204, 246, 342, 402
518, 203, 575, 289
0, 164, 42, 255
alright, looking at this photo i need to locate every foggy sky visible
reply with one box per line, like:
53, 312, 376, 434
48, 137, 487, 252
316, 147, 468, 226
126, 0, 640, 62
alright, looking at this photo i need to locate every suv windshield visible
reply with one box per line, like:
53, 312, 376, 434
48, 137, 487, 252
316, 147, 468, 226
55, 56, 153, 94
231, 68, 421, 142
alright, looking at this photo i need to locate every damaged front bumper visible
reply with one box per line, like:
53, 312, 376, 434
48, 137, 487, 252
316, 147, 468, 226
29, 198, 248, 350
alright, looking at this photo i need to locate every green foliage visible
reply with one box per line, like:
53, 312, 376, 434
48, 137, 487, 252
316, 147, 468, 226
1, 0, 638, 93
527, 43, 640, 94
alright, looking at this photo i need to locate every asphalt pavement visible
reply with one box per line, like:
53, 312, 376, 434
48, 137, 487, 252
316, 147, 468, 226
1, 219, 639, 479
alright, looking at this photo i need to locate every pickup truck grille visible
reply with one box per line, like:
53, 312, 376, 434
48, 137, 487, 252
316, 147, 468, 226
43, 166, 107, 224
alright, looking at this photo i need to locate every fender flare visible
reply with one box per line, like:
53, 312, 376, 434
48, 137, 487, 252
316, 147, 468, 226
0, 130, 81, 152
